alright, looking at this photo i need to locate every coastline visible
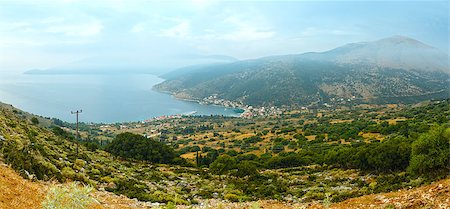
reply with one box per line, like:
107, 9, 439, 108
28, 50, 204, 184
152, 79, 284, 118
152, 85, 245, 116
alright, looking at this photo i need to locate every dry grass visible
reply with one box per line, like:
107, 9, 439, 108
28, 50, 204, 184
386, 117, 407, 125
90, 191, 149, 209
0, 162, 144, 209
177, 178, 450, 209
331, 178, 450, 209
360, 132, 384, 141
0, 162, 46, 209
1, 159, 449, 209
330, 119, 353, 124
180, 152, 197, 159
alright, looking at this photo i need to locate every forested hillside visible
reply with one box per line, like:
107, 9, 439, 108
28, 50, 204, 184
155, 36, 450, 106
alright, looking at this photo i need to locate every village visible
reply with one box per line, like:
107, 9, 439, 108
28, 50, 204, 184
200, 95, 284, 118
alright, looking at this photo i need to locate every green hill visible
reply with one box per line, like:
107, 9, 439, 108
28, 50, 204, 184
1, 100, 449, 206
0, 104, 191, 204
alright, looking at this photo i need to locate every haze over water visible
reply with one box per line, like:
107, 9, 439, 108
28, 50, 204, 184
0, 73, 240, 123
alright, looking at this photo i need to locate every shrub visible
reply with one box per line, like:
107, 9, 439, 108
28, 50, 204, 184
61, 167, 76, 180
112, 178, 152, 201
209, 155, 236, 174
272, 144, 285, 153
42, 182, 97, 209
407, 125, 450, 177
265, 155, 309, 168
234, 161, 258, 177
365, 136, 411, 172
31, 117, 39, 125
224, 193, 240, 202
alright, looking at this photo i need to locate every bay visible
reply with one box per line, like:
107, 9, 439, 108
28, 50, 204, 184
0, 73, 240, 123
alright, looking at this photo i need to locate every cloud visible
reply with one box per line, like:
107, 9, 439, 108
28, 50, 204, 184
40, 17, 65, 24
131, 23, 145, 33
220, 29, 275, 41
297, 27, 360, 38
189, 0, 218, 10
46, 20, 103, 37
160, 20, 191, 38
152, 12, 275, 42
0, 36, 45, 47
216, 14, 275, 41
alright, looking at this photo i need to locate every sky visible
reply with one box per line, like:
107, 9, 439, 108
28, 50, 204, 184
0, 0, 448, 73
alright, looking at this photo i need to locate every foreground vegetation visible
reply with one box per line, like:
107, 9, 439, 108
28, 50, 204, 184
0, 100, 448, 206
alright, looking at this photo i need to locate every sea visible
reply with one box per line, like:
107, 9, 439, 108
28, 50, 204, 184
0, 72, 240, 123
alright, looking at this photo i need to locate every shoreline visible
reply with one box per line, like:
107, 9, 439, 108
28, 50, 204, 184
152, 86, 245, 116
152, 82, 286, 118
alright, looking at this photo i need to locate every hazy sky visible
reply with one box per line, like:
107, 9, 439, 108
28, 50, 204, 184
0, 0, 448, 72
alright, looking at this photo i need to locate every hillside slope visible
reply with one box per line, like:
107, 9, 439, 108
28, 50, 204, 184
0, 162, 45, 209
1, 102, 448, 208
0, 162, 153, 209
0, 103, 194, 205
155, 36, 450, 107
331, 178, 449, 209
1, 160, 448, 209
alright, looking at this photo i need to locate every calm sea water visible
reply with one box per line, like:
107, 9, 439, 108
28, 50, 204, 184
0, 73, 239, 123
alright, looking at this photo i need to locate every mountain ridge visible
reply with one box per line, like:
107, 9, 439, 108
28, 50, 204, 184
155, 36, 450, 107
24, 54, 238, 75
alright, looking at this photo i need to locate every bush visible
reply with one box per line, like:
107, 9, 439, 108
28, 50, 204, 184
407, 125, 450, 177
61, 167, 76, 180
42, 182, 97, 209
234, 161, 258, 177
265, 155, 309, 168
364, 136, 411, 172
31, 117, 39, 125
224, 193, 241, 202
209, 155, 236, 174
112, 178, 152, 201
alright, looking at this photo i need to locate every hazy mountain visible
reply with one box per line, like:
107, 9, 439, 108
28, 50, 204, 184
305, 35, 448, 72
155, 36, 450, 106
24, 54, 237, 75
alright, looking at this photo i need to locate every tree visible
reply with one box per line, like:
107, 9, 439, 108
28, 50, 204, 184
407, 125, 450, 177
209, 155, 236, 175
31, 117, 39, 125
365, 136, 411, 172
234, 161, 258, 177
106, 132, 178, 164
265, 155, 309, 168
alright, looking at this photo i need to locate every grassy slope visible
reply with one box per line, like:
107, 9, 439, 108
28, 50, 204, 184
0, 101, 448, 207
332, 178, 450, 209
0, 162, 151, 209
1, 161, 448, 209
0, 162, 45, 209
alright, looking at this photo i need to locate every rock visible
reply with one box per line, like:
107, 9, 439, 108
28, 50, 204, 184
24, 170, 34, 180
177, 181, 188, 188
107, 182, 117, 190
151, 202, 161, 207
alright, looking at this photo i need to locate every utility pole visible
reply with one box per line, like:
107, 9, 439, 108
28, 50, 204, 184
71, 110, 82, 156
